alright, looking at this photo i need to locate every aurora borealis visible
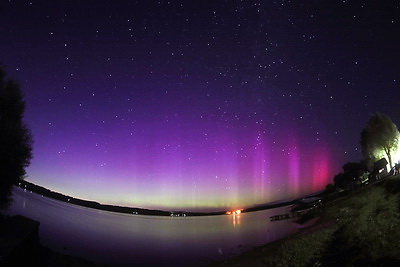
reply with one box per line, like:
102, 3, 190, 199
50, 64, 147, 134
1, 1, 399, 211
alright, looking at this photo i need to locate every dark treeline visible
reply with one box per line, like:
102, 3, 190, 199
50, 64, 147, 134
0, 67, 33, 209
18, 179, 319, 216
17, 180, 226, 217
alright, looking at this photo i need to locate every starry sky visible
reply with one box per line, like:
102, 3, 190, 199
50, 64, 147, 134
1, 0, 400, 211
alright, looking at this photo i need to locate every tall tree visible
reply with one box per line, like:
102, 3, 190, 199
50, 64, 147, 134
360, 113, 399, 170
0, 67, 33, 209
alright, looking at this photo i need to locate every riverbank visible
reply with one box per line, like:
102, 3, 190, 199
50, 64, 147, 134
214, 175, 400, 266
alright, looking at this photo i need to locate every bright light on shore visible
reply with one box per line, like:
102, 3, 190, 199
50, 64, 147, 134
374, 136, 400, 169
226, 209, 243, 215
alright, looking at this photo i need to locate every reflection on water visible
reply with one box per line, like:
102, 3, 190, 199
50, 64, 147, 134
230, 213, 241, 227
7, 187, 298, 265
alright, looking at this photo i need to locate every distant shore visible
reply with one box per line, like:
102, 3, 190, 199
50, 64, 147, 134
15, 180, 303, 217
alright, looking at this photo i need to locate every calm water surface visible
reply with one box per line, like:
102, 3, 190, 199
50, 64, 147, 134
7, 187, 300, 266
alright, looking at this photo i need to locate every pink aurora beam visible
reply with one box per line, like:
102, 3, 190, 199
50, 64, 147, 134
288, 136, 300, 196
311, 147, 330, 191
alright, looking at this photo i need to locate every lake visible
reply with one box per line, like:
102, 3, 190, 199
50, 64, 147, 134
6, 187, 300, 266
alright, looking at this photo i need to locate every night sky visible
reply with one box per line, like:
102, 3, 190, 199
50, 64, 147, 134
1, 0, 400, 211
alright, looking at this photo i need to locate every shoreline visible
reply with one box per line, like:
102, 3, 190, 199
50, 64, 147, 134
214, 219, 337, 266
214, 175, 400, 266
16, 180, 310, 217
9, 176, 399, 266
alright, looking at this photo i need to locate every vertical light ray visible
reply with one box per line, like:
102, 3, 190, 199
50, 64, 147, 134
288, 136, 300, 197
214, 131, 240, 208
260, 146, 269, 201
312, 147, 330, 191
251, 131, 270, 202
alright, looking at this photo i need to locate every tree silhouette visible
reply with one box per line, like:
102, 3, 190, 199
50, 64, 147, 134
333, 161, 366, 190
360, 113, 399, 170
0, 67, 33, 209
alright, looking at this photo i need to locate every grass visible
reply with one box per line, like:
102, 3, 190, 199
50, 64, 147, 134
215, 176, 400, 266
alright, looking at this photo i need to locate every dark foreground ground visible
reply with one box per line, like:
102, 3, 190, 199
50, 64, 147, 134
3, 175, 400, 266
0, 214, 98, 266
214, 175, 400, 266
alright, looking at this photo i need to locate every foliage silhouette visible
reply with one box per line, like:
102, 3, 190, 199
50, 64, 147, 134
333, 161, 366, 190
0, 67, 33, 209
360, 113, 399, 169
